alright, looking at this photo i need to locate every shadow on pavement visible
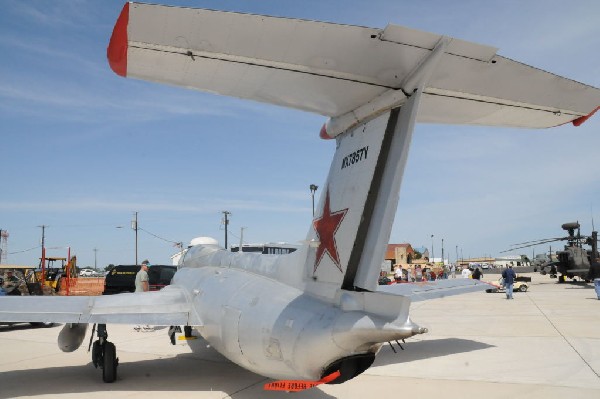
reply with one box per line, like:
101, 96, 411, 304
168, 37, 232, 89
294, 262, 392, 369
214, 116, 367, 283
373, 338, 494, 367
0, 332, 337, 399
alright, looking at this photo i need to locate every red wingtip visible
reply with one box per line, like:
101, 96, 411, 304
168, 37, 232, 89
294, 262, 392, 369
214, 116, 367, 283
572, 106, 600, 127
319, 123, 333, 140
107, 3, 130, 77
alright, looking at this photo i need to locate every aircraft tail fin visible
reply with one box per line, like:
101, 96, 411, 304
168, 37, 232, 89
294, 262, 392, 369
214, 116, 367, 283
303, 91, 421, 295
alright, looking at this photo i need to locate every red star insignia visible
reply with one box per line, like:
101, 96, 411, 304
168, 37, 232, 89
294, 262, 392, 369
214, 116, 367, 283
313, 190, 348, 273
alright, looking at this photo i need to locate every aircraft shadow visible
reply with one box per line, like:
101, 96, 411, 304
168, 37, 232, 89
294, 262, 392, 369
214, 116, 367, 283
373, 338, 493, 367
0, 333, 336, 399
0, 323, 58, 332
565, 284, 595, 290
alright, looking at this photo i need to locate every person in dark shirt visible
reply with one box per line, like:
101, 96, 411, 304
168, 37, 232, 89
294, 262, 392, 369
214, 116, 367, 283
502, 265, 517, 299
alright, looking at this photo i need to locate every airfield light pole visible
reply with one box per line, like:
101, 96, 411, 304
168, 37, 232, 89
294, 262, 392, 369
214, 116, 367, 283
131, 212, 138, 266
441, 238, 444, 266
239, 227, 246, 252
222, 211, 231, 249
456, 245, 458, 265
93, 247, 98, 271
310, 184, 319, 217
430, 234, 434, 265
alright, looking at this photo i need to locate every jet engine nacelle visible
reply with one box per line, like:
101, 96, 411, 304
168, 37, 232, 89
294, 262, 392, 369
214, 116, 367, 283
58, 323, 88, 352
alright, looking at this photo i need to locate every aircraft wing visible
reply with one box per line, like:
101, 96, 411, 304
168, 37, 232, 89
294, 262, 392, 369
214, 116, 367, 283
108, 3, 600, 130
377, 279, 490, 302
0, 286, 201, 326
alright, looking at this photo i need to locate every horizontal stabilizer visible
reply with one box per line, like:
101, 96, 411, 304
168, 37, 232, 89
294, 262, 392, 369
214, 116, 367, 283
0, 286, 200, 326
108, 3, 600, 132
377, 279, 490, 302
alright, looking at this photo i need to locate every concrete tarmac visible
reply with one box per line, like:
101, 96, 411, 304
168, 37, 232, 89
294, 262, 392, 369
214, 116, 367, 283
1, 273, 599, 398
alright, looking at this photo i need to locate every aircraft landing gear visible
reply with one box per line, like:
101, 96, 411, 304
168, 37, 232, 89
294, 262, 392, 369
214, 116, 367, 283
90, 324, 119, 383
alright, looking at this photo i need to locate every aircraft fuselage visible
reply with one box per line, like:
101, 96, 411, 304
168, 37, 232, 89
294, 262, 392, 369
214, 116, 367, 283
174, 246, 422, 382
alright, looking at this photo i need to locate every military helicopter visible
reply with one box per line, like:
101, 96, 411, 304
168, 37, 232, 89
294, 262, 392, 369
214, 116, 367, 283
505, 222, 600, 283
530, 249, 554, 275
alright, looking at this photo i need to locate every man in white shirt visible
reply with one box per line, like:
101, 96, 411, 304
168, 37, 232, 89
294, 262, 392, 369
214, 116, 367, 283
134, 261, 152, 331
461, 267, 472, 279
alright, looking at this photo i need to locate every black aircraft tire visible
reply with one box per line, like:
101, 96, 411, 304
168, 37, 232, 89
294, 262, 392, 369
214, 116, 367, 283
29, 322, 54, 328
92, 340, 101, 368
102, 342, 117, 383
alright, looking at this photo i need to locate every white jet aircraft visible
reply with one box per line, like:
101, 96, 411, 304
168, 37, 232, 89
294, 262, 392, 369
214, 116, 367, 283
1, 2, 599, 391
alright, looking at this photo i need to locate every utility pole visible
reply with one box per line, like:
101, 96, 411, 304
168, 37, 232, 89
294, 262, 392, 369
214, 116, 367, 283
455, 245, 458, 265
38, 225, 47, 282
222, 211, 231, 249
131, 212, 138, 266
0, 228, 4, 264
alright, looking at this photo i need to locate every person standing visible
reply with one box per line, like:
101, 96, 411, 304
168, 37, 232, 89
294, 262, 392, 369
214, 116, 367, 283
461, 266, 472, 279
134, 260, 152, 331
472, 267, 482, 280
393, 265, 402, 283
502, 265, 517, 300
450, 264, 456, 279
415, 266, 423, 282
3, 271, 21, 296
135, 261, 150, 293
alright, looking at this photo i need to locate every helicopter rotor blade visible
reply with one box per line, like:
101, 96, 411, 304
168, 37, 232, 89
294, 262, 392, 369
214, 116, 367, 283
509, 237, 567, 246
501, 238, 568, 253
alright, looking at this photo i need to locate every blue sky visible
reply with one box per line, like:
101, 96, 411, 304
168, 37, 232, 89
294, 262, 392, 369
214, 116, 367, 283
1, 0, 599, 268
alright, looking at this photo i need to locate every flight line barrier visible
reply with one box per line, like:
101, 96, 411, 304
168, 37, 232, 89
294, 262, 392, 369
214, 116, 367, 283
58, 277, 104, 296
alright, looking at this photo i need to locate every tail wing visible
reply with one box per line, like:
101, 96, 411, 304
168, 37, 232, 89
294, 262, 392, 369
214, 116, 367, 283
109, 2, 600, 133
377, 279, 491, 302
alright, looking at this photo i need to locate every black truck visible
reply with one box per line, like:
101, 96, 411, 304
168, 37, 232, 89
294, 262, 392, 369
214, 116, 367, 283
102, 265, 177, 295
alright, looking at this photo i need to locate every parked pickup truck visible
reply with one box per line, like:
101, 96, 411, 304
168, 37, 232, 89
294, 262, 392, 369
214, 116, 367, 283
102, 265, 177, 295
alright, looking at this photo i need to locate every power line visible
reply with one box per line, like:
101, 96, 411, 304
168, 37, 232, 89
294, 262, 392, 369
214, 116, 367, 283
8, 245, 41, 255
139, 227, 181, 247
